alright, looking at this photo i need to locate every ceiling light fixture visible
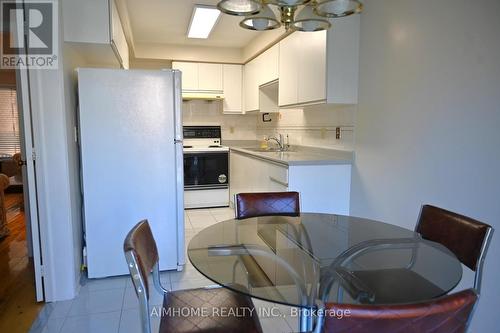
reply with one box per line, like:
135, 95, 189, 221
314, 0, 363, 18
292, 4, 331, 32
217, 0, 262, 16
187, 5, 221, 39
217, 0, 363, 32
240, 4, 281, 31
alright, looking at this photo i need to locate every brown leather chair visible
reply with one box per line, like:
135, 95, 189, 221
416, 205, 493, 292
123, 220, 263, 333
317, 288, 478, 333
235, 191, 300, 219
233, 191, 301, 288
331, 205, 493, 305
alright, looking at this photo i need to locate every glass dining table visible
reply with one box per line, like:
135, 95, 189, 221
187, 213, 462, 332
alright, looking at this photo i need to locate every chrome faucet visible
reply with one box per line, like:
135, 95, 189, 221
265, 133, 289, 151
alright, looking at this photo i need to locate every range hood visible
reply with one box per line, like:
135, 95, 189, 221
182, 91, 224, 101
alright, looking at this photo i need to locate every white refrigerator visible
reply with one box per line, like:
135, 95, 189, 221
77, 68, 184, 278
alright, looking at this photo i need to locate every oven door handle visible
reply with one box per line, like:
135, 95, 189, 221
185, 185, 229, 191
183, 150, 229, 154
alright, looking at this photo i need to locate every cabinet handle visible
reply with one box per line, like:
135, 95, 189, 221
269, 177, 288, 187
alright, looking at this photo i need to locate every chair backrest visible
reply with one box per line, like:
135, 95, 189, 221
235, 192, 300, 219
123, 220, 161, 333
322, 289, 478, 333
416, 204, 492, 279
123, 220, 159, 299
416, 205, 493, 293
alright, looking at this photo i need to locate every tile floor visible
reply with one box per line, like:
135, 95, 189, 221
29, 207, 299, 333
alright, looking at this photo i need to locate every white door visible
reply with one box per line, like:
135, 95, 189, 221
12, 14, 45, 301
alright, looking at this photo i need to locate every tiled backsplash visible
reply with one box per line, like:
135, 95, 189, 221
182, 100, 355, 151
182, 100, 258, 141
257, 104, 356, 151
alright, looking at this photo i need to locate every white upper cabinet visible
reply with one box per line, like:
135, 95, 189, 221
172, 62, 198, 91
172, 62, 223, 92
223, 65, 243, 114
326, 15, 360, 104
279, 33, 301, 107
110, 2, 129, 69
256, 44, 279, 86
278, 15, 360, 107
298, 31, 327, 104
63, 0, 129, 69
199, 63, 223, 91
244, 44, 280, 112
243, 59, 259, 112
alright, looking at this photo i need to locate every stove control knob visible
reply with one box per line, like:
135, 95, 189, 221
218, 174, 227, 183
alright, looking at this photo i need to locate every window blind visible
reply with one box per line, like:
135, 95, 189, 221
0, 88, 20, 156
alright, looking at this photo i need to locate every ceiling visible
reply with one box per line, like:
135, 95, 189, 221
123, 0, 263, 49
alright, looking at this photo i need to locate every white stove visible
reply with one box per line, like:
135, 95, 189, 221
182, 138, 229, 153
183, 126, 229, 209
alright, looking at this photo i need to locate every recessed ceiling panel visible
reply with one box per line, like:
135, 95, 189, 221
124, 0, 262, 48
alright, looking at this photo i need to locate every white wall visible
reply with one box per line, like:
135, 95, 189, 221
183, 100, 258, 141
257, 105, 356, 150
350, 1, 500, 331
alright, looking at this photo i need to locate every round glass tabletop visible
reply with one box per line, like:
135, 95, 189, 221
187, 213, 462, 308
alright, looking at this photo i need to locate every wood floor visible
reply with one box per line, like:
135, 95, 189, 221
0, 193, 43, 333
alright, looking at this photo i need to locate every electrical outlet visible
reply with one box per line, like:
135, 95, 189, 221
336, 127, 341, 140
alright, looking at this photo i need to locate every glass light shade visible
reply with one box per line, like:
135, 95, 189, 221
217, 0, 262, 16
314, 0, 363, 18
239, 5, 281, 31
268, 0, 311, 6
291, 5, 331, 32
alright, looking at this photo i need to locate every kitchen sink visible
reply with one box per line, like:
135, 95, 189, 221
243, 147, 295, 153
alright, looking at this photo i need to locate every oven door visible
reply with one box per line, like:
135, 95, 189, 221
184, 151, 229, 190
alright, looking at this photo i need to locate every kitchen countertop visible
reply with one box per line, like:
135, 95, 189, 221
223, 140, 353, 166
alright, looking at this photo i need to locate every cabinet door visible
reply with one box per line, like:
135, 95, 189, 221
172, 62, 199, 91
279, 33, 300, 106
267, 162, 289, 192
244, 59, 259, 112
258, 44, 279, 86
63, 0, 110, 44
298, 31, 326, 104
223, 65, 243, 114
110, 0, 129, 69
230, 152, 259, 204
198, 63, 223, 91
326, 15, 360, 104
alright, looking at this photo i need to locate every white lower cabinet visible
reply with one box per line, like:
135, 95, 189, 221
230, 151, 288, 201
230, 150, 351, 214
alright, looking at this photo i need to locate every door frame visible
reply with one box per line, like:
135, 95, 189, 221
11, 2, 46, 302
